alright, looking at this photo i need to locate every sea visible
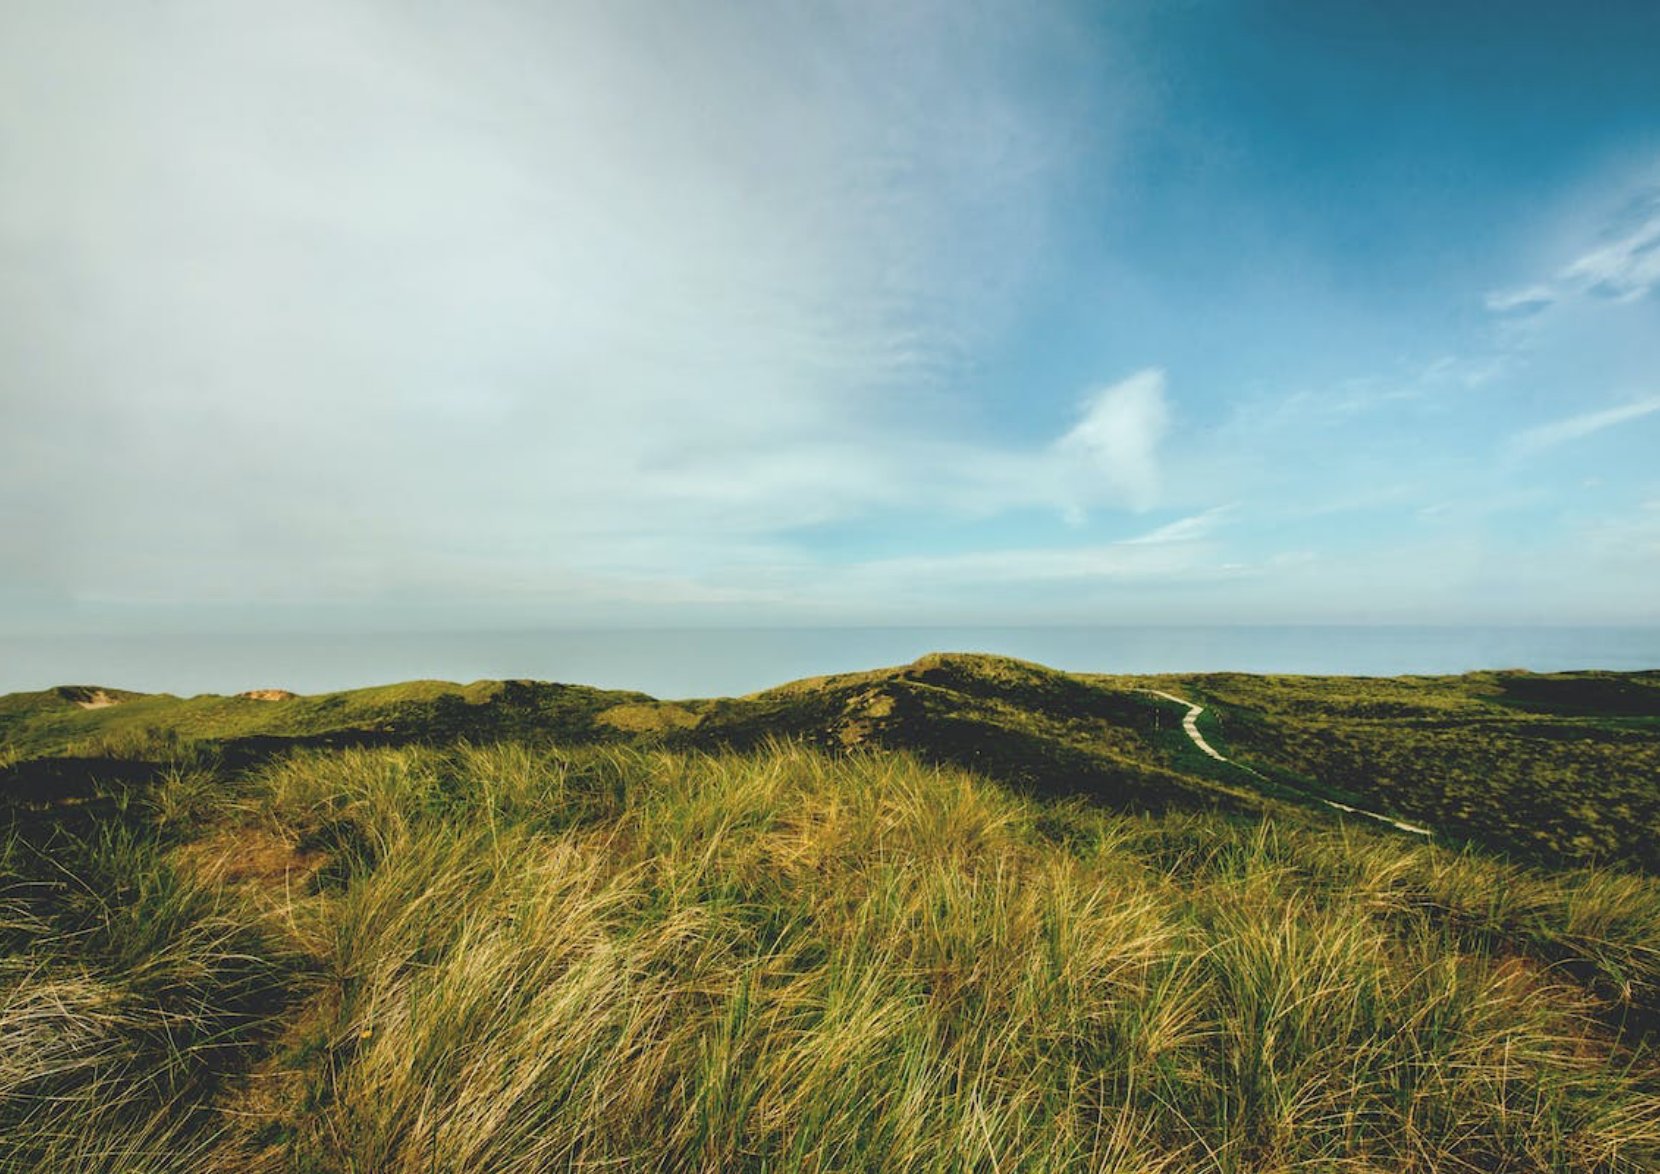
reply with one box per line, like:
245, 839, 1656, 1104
3, 626, 1659, 700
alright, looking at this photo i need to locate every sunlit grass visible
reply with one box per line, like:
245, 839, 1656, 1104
4, 740, 1659, 1170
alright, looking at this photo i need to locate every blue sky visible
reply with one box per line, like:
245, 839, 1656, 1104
2, 0, 1658, 634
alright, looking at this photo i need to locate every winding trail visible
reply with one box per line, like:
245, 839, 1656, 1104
1147, 689, 1432, 838
1147, 689, 1228, 761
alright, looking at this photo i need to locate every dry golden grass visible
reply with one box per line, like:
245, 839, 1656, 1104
4, 741, 1660, 1171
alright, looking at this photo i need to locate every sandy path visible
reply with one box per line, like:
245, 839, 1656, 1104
1147, 689, 1432, 838
1147, 689, 1227, 761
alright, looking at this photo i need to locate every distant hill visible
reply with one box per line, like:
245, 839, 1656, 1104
5, 653, 1659, 869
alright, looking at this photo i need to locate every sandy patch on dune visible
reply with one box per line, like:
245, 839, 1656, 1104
237, 689, 298, 702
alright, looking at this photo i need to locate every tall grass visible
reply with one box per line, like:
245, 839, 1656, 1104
1, 818, 304, 1172
5, 741, 1660, 1170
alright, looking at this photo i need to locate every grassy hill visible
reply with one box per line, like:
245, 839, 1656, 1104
4, 655, 1660, 1170
7, 653, 1659, 869
1152, 668, 1660, 870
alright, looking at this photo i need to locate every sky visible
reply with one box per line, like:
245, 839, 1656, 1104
3, 0, 1659, 638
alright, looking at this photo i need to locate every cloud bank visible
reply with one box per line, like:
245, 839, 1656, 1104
0, 0, 1151, 621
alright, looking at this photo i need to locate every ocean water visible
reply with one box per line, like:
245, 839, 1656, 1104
3, 626, 1658, 700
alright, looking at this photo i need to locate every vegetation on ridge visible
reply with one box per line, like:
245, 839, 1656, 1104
5, 653, 1658, 869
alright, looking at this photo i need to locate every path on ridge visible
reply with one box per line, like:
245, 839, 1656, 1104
1147, 688, 1432, 838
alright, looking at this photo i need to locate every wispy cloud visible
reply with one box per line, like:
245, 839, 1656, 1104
1560, 192, 1660, 302
843, 535, 1221, 589
823, 501, 1233, 597
1486, 185, 1660, 317
1483, 284, 1556, 316
1510, 395, 1660, 457
1121, 504, 1235, 545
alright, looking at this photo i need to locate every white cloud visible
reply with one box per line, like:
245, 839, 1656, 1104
1052, 368, 1170, 514
1510, 395, 1660, 457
